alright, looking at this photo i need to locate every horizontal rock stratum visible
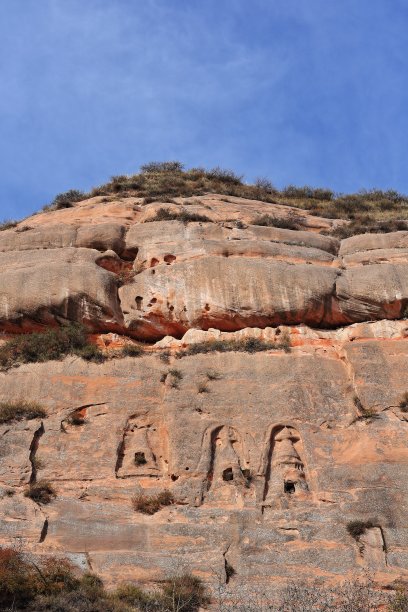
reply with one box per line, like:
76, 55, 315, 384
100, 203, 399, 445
0, 189, 408, 596
1, 195, 408, 337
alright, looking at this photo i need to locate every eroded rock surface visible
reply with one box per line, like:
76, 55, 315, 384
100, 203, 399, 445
1, 196, 408, 337
1, 337, 408, 588
0, 194, 407, 593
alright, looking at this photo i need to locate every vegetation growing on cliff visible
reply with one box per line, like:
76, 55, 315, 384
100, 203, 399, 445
346, 519, 376, 540
24, 480, 56, 505
132, 490, 174, 515
177, 335, 291, 358
0, 401, 46, 424
1, 545, 406, 610
42, 189, 87, 211
0, 219, 18, 231
0, 324, 103, 370
39, 161, 408, 237
252, 214, 302, 230
144, 207, 212, 224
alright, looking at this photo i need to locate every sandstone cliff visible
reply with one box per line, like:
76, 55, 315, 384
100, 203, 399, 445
1, 180, 408, 599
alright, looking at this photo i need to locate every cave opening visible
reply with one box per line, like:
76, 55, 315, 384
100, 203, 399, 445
222, 467, 234, 481
134, 452, 147, 466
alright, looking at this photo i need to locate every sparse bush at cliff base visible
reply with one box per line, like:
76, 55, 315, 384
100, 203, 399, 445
0, 324, 100, 370
0, 546, 209, 611
1, 544, 407, 611
132, 490, 174, 514
0, 401, 46, 424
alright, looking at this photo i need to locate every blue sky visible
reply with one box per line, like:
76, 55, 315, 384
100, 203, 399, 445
1, 0, 408, 219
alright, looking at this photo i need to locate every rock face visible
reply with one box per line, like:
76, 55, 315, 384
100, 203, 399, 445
0, 194, 407, 593
2, 196, 408, 337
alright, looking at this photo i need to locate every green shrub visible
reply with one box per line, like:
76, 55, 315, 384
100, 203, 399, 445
160, 573, 210, 612
43, 189, 86, 211
346, 519, 375, 540
0, 219, 18, 231
0, 401, 46, 424
178, 336, 289, 358
205, 166, 243, 185
332, 217, 408, 239
282, 185, 334, 200
140, 161, 185, 174
75, 344, 105, 363
43, 163, 408, 228
113, 582, 155, 609
197, 382, 209, 394
145, 207, 212, 224
0, 546, 209, 612
121, 344, 144, 357
132, 490, 174, 514
25, 480, 56, 504
252, 214, 301, 230
0, 324, 97, 370
254, 177, 276, 193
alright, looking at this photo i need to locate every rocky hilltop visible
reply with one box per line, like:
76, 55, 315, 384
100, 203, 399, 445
1, 168, 408, 600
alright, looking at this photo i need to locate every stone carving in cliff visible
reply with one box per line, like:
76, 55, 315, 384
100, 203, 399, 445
116, 415, 166, 478
260, 425, 309, 508
195, 425, 254, 507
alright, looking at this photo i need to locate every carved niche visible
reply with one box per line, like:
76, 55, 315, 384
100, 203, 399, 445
195, 425, 254, 506
260, 425, 308, 507
116, 415, 167, 478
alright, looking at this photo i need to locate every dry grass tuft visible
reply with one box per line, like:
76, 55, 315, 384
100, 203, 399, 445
132, 490, 174, 514
0, 401, 46, 424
